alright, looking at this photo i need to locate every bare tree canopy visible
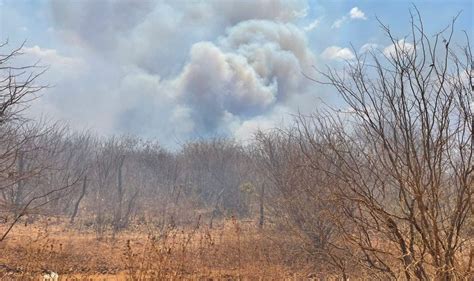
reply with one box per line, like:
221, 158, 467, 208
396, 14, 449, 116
296, 8, 472, 279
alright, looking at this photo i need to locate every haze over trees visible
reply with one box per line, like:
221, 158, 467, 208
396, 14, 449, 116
0, 8, 472, 280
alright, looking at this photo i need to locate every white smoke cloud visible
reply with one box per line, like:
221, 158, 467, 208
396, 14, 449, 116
168, 20, 315, 135
233, 105, 291, 144
37, 0, 316, 147
21, 45, 83, 71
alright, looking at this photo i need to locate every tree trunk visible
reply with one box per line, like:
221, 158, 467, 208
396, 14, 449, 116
121, 189, 139, 229
114, 155, 125, 233
209, 186, 226, 229
14, 152, 25, 218
70, 176, 87, 224
259, 182, 265, 228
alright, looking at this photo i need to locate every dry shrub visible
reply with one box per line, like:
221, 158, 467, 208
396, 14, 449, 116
1, 217, 316, 280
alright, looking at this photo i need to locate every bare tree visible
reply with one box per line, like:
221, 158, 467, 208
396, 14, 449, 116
0, 41, 46, 124
0, 41, 47, 207
299, 8, 472, 279
181, 138, 253, 228
253, 129, 349, 277
0, 123, 80, 241
0, 42, 82, 241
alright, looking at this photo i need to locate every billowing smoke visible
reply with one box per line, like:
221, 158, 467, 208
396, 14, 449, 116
34, 0, 315, 146
171, 20, 314, 134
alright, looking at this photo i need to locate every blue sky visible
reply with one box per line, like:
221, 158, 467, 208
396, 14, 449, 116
0, 0, 472, 147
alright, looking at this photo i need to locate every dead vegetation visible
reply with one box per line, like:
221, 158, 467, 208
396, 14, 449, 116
1, 216, 318, 280
0, 8, 472, 281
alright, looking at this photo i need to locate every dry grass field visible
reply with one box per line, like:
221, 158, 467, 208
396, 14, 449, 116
0, 217, 321, 280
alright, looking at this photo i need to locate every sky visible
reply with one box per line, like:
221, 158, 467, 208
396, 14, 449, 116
0, 0, 472, 147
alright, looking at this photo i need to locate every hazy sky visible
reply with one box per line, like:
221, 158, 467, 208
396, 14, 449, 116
1, 0, 472, 147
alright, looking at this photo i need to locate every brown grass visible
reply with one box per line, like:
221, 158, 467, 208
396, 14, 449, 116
0, 217, 316, 280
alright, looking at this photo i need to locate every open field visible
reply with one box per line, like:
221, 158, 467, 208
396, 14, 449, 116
0, 217, 321, 280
